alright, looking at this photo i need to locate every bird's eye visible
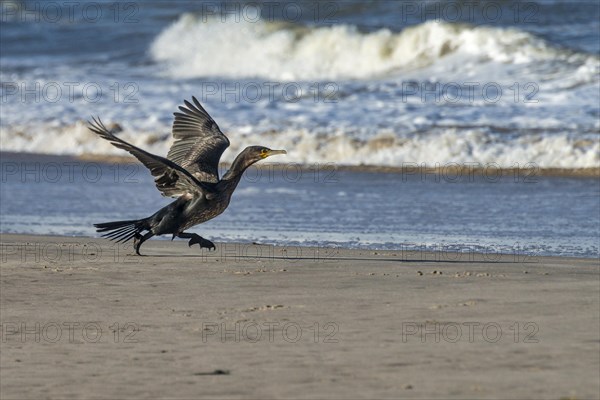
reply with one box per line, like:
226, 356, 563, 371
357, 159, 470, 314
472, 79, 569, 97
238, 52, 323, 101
260, 149, 269, 158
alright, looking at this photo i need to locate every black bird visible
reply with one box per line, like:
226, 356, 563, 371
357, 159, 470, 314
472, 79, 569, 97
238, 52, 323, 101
89, 97, 286, 255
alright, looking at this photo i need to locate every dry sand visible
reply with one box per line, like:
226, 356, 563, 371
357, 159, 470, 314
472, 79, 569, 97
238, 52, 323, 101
1, 233, 598, 399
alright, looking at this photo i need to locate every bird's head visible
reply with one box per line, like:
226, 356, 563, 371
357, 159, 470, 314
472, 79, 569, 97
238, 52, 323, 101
223, 146, 287, 181
241, 146, 287, 165
225, 146, 287, 178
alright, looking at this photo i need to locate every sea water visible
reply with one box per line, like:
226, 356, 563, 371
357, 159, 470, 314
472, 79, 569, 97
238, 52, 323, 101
1, 154, 598, 258
1, 0, 598, 167
0, 1, 599, 257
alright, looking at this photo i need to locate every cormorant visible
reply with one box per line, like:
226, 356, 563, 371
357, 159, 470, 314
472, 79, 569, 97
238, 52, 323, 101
89, 97, 286, 255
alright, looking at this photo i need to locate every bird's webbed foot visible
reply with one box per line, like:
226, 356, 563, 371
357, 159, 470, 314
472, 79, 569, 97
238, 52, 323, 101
133, 231, 154, 256
178, 232, 216, 251
189, 235, 215, 251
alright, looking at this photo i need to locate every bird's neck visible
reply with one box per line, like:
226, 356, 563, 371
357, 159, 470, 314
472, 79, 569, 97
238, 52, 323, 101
221, 154, 254, 188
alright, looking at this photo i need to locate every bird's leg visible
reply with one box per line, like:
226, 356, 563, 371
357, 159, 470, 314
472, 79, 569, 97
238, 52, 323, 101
133, 231, 154, 256
177, 232, 216, 251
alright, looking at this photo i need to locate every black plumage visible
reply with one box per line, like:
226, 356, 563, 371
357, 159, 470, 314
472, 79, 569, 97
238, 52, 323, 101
89, 97, 286, 255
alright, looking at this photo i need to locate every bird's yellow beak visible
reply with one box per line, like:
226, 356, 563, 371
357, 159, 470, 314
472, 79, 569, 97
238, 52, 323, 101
266, 149, 287, 157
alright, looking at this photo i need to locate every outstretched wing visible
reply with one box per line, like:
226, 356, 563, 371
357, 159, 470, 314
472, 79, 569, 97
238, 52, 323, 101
168, 96, 230, 183
88, 117, 212, 198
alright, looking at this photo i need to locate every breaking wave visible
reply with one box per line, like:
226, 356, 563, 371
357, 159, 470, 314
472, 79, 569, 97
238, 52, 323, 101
2, 13, 598, 171
150, 14, 593, 81
1, 122, 598, 169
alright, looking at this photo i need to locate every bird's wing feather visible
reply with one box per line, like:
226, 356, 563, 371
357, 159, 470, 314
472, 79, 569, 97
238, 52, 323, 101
167, 96, 230, 183
88, 117, 213, 198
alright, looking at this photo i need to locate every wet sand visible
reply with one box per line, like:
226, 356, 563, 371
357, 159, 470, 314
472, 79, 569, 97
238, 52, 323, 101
1, 233, 599, 399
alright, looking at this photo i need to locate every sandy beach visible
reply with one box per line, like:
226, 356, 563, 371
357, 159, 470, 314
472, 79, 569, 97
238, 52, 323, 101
1, 233, 598, 399
2, 1, 599, 399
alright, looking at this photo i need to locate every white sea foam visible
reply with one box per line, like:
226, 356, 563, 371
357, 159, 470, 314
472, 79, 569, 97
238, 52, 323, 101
2, 122, 597, 169
150, 15, 591, 81
1, 15, 598, 170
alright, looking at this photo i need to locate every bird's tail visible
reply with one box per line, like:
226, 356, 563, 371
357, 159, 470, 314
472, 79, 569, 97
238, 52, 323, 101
94, 218, 149, 243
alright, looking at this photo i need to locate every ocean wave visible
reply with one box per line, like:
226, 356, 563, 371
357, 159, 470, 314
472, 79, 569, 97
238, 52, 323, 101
150, 14, 594, 80
2, 122, 597, 169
